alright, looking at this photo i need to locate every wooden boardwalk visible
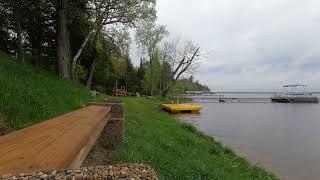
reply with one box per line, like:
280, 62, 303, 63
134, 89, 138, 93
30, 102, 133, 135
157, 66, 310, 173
175, 95, 271, 103
0, 105, 111, 174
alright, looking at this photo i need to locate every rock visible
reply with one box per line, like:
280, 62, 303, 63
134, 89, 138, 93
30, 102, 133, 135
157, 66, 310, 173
74, 170, 81, 174
93, 173, 99, 179
75, 173, 83, 180
41, 174, 48, 179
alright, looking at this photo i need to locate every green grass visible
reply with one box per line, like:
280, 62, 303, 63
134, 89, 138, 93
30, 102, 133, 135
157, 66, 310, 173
0, 52, 97, 129
113, 97, 277, 180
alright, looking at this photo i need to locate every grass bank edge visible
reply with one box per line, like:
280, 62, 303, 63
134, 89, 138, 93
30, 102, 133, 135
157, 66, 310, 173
112, 97, 277, 180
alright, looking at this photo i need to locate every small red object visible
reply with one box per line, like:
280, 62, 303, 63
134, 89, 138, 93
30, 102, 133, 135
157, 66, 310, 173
112, 89, 127, 96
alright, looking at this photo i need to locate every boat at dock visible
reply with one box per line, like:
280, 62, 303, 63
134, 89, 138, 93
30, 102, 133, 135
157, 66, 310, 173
271, 85, 319, 103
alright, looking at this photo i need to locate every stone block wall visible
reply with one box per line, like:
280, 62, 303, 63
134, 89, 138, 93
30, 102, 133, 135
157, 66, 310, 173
87, 102, 124, 148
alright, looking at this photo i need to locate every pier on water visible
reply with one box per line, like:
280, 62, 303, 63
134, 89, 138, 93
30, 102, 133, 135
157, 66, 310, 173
176, 95, 272, 103
176, 95, 320, 103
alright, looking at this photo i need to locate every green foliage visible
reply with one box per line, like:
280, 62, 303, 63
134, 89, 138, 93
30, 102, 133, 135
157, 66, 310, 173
170, 77, 211, 94
0, 0, 157, 85
136, 21, 169, 57
0, 0, 56, 66
24, 0, 56, 67
143, 50, 162, 95
0, 52, 95, 129
108, 28, 132, 56
89, 0, 156, 27
112, 97, 277, 180
74, 64, 87, 81
135, 22, 169, 96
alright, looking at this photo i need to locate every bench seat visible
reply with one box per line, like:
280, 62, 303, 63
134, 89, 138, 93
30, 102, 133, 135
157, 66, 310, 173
0, 105, 111, 174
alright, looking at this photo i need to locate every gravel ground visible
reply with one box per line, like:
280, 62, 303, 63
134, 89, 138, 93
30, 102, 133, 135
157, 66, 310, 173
1, 164, 158, 180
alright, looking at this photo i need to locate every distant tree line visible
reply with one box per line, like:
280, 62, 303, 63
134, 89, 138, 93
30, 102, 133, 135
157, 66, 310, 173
0, 0, 210, 96
172, 76, 210, 94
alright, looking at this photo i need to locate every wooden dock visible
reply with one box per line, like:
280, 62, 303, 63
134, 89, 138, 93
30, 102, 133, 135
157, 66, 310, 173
0, 105, 111, 174
176, 95, 271, 103
162, 104, 202, 113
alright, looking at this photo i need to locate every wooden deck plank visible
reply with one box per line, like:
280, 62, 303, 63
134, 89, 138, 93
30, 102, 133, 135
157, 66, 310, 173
0, 105, 111, 174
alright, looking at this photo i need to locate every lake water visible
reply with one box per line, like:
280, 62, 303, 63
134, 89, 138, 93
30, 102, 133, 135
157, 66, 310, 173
177, 93, 320, 180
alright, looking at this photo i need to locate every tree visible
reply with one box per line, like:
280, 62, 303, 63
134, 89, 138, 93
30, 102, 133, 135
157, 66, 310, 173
161, 38, 202, 96
24, 0, 56, 67
15, 5, 23, 62
125, 58, 140, 93
160, 60, 171, 95
137, 58, 146, 91
143, 50, 162, 95
135, 21, 168, 95
0, 0, 28, 61
135, 21, 168, 59
0, 2, 12, 53
68, 0, 93, 80
69, 0, 157, 89
56, 0, 70, 79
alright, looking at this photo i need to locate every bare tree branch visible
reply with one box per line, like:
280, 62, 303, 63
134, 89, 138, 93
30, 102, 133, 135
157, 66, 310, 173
161, 38, 202, 96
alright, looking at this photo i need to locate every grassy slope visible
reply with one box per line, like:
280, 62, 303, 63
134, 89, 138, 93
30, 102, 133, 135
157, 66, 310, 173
113, 98, 277, 180
0, 52, 93, 129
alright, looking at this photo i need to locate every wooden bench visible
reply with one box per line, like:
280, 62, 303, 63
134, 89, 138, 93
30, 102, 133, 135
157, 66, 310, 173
0, 105, 111, 174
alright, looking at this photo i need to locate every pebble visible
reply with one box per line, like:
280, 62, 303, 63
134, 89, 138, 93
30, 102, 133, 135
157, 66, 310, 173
0, 164, 158, 180
41, 174, 48, 178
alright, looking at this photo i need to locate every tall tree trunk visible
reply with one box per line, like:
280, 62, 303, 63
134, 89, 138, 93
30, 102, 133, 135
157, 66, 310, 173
66, 27, 71, 62
71, 31, 92, 80
32, 48, 41, 68
85, 57, 97, 89
15, 9, 23, 62
85, 26, 102, 89
56, 0, 70, 79
162, 79, 176, 97
150, 53, 154, 96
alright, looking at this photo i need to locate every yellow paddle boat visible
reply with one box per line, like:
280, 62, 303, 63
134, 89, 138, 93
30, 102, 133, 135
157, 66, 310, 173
161, 103, 203, 114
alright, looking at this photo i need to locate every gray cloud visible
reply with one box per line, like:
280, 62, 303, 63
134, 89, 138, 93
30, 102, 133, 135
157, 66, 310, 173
156, 0, 320, 91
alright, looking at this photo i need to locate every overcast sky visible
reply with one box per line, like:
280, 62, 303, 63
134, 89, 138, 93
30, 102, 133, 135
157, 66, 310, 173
155, 0, 320, 91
